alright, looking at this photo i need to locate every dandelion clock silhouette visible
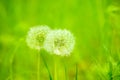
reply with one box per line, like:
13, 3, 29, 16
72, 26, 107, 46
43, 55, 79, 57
26, 25, 75, 80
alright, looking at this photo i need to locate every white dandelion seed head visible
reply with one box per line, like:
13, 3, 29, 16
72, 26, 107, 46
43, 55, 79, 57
44, 29, 75, 56
26, 25, 51, 50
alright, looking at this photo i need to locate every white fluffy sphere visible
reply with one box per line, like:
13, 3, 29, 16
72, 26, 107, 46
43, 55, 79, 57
26, 25, 51, 50
44, 29, 75, 56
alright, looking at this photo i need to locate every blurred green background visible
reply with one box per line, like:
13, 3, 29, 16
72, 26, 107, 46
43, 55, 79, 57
0, 0, 120, 80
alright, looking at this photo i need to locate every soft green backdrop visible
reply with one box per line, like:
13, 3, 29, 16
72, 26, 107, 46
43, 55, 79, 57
0, 0, 120, 80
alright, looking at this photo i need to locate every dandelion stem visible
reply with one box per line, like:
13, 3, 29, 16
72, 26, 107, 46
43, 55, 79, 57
40, 52, 52, 80
37, 52, 40, 80
54, 62, 57, 80
64, 64, 67, 80
75, 64, 78, 80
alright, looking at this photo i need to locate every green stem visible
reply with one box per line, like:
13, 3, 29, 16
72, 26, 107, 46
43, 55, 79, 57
10, 63, 13, 80
64, 64, 67, 80
75, 64, 78, 80
54, 62, 57, 80
37, 52, 40, 80
40, 52, 52, 80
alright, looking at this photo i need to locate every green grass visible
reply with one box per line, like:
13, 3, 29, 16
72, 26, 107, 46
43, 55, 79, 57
0, 0, 120, 80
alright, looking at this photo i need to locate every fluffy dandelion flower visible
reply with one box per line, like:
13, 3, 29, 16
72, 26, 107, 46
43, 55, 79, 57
44, 29, 75, 56
26, 25, 51, 50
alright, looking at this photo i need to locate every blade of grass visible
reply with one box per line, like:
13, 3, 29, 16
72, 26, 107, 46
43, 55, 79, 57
40, 51, 52, 80
9, 38, 24, 80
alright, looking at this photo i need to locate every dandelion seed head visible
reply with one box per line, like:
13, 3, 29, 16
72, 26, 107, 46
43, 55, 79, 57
44, 29, 75, 56
26, 25, 51, 50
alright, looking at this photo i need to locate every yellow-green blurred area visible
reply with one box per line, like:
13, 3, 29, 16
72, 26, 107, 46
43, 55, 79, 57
0, 0, 120, 80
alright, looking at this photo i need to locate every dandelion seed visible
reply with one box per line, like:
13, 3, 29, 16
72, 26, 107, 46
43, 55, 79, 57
44, 29, 75, 56
26, 25, 51, 50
